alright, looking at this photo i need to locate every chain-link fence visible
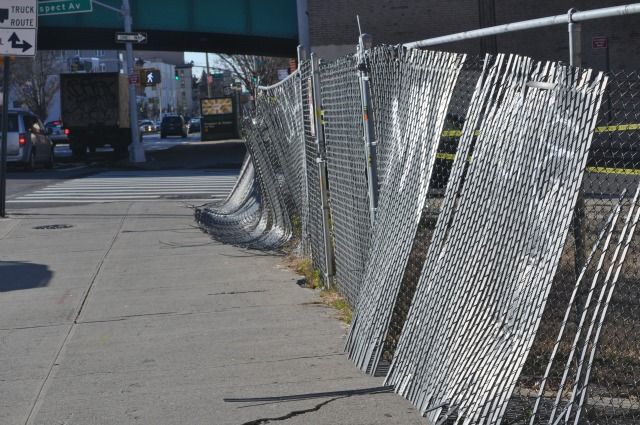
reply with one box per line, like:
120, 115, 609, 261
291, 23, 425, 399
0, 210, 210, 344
195, 32, 640, 425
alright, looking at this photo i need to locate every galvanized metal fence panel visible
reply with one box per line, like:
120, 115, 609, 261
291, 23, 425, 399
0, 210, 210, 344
504, 69, 640, 425
194, 41, 640, 425
300, 59, 328, 275
320, 54, 370, 306
345, 47, 467, 375
385, 54, 608, 425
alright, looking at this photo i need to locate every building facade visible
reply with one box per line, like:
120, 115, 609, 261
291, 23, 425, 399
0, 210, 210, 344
305, 0, 640, 71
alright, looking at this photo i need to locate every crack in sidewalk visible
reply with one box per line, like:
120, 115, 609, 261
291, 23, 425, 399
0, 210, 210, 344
208, 289, 267, 296
240, 397, 343, 425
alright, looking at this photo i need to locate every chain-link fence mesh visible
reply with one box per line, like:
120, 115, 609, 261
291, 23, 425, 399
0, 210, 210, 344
320, 54, 369, 306
195, 71, 306, 249
300, 59, 328, 275
345, 47, 467, 375
386, 54, 611, 424
195, 41, 640, 425
503, 70, 640, 425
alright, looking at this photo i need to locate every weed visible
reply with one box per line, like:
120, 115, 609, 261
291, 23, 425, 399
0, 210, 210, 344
320, 289, 353, 324
289, 256, 323, 289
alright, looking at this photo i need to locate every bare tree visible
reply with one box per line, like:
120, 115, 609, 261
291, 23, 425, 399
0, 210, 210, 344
214, 54, 289, 95
12, 51, 61, 120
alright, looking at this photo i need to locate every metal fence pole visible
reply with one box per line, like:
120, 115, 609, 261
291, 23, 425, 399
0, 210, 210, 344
297, 45, 310, 256
311, 52, 335, 286
357, 34, 379, 226
569, 9, 587, 282
569, 8, 591, 415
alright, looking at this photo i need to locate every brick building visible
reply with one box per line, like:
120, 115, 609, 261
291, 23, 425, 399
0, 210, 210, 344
305, 0, 640, 71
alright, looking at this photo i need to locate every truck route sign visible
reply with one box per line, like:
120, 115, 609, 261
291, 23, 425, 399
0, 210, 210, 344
0, 0, 37, 56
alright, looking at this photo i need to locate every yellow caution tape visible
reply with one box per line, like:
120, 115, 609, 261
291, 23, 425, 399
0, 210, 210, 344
595, 124, 640, 133
586, 166, 640, 175
438, 124, 638, 139
433, 157, 640, 176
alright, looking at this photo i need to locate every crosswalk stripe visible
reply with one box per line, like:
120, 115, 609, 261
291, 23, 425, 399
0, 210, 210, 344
9, 169, 238, 204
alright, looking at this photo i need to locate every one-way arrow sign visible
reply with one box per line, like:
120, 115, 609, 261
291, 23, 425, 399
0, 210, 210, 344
115, 32, 147, 44
8, 32, 32, 52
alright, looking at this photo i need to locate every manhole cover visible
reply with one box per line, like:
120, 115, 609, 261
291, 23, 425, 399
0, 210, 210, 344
33, 224, 74, 230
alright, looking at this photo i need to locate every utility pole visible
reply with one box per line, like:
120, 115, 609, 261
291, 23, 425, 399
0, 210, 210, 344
122, 0, 145, 162
205, 52, 213, 98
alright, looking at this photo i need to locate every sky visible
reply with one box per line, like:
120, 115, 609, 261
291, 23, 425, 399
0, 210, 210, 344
184, 52, 221, 78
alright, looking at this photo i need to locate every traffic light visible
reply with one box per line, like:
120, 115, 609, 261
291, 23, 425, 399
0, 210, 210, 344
174, 70, 180, 80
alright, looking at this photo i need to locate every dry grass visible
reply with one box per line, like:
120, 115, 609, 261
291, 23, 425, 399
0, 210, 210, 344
320, 288, 353, 324
284, 254, 352, 323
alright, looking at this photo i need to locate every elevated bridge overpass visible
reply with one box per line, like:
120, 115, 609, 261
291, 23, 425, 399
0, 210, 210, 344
38, 0, 298, 56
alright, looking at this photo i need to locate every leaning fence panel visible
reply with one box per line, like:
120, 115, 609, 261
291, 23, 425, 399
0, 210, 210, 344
504, 69, 640, 425
320, 54, 370, 306
300, 59, 329, 276
345, 46, 467, 375
193, 36, 640, 425
386, 54, 608, 425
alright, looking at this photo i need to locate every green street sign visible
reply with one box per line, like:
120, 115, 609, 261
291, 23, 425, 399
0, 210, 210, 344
38, 0, 93, 16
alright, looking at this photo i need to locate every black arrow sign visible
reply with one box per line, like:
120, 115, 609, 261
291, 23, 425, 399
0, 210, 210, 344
8, 33, 32, 53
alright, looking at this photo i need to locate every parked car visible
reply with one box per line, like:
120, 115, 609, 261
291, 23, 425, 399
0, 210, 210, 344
139, 119, 156, 134
160, 115, 188, 138
188, 117, 201, 133
44, 120, 69, 146
5, 110, 54, 170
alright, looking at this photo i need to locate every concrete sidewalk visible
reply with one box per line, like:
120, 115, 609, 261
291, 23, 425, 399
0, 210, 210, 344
0, 200, 426, 425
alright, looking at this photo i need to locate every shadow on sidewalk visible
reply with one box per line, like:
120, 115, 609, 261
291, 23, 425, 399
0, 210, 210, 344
0, 261, 53, 292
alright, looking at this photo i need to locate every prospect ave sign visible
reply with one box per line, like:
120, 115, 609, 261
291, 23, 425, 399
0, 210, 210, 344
0, 0, 37, 56
38, 0, 93, 16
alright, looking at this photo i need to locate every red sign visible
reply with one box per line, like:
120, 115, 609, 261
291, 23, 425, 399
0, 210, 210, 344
592, 36, 608, 49
128, 73, 139, 84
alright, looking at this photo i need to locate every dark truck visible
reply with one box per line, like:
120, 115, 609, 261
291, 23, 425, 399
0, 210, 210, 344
60, 72, 133, 158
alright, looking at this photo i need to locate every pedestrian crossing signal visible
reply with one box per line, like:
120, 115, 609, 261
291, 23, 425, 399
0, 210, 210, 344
140, 69, 161, 86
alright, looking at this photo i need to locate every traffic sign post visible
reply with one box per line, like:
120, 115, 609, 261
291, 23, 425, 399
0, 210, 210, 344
120, 0, 145, 163
88, 0, 144, 163
0, 0, 37, 57
0, 57, 9, 218
0, 0, 37, 217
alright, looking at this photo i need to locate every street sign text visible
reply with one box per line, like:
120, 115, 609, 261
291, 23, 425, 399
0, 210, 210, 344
38, 0, 93, 16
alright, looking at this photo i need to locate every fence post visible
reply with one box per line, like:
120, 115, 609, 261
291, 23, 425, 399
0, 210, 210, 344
310, 52, 336, 286
569, 7, 590, 417
357, 33, 380, 226
569, 9, 586, 281
297, 45, 310, 256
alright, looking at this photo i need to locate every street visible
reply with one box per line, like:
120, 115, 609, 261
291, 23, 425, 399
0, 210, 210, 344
5, 133, 246, 209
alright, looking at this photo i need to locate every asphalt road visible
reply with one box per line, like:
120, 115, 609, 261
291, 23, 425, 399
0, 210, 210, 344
4, 133, 246, 209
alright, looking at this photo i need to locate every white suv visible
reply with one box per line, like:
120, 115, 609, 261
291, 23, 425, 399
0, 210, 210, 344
5, 110, 54, 170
